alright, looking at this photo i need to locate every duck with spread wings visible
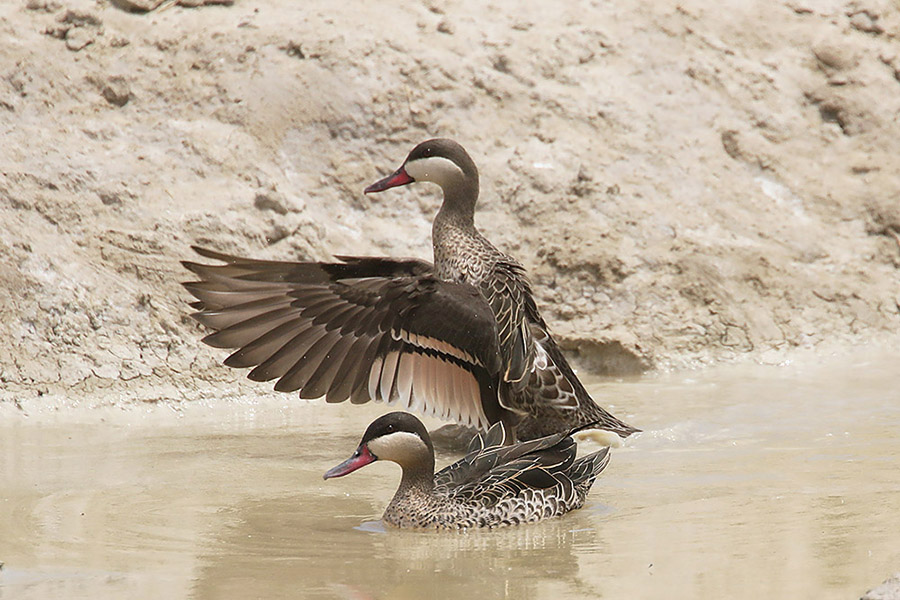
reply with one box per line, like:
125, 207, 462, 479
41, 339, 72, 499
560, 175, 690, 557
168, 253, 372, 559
182, 139, 638, 441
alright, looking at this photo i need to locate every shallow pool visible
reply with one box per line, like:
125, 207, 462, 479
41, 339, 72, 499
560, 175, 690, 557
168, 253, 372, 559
1, 348, 898, 599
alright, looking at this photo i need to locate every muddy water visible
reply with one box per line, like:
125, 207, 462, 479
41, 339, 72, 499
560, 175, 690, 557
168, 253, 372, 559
1, 349, 898, 600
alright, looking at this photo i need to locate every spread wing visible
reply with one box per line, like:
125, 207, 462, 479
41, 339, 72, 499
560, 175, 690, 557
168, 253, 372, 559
182, 247, 504, 429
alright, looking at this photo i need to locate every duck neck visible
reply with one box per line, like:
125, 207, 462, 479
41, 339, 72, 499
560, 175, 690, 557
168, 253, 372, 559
432, 185, 480, 273
382, 461, 439, 527
390, 459, 436, 506
434, 176, 479, 231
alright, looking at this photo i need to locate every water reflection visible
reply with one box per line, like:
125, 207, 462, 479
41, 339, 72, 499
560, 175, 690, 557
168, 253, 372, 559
190, 486, 608, 599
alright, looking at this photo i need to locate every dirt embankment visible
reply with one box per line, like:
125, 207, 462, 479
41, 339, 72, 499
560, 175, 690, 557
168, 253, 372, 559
1, 0, 898, 406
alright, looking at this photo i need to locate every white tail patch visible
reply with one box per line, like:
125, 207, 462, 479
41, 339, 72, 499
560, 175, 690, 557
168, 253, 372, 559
574, 429, 623, 448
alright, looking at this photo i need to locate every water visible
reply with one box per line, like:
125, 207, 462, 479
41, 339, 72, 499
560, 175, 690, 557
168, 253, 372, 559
1, 349, 898, 599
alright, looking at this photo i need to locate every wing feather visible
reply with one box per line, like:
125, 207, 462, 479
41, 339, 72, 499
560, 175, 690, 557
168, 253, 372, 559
327, 335, 376, 401
302, 334, 357, 400
184, 248, 503, 430
479, 261, 536, 386
277, 330, 343, 394
246, 322, 319, 382
202, 307, 299, 348
396, 353, 415, 408
379, 350, 400, 403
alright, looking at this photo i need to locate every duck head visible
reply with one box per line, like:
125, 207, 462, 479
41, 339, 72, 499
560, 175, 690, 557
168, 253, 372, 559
364, 139, 480, 223
323, 411, 435, 479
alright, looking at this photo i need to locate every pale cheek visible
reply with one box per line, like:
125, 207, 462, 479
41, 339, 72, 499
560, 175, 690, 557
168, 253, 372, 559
369, 432, 429, 465
406, 157, 464, 187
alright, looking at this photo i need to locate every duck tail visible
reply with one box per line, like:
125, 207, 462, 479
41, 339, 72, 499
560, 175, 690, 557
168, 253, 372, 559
571, 445, 611, 486
581, 404, 641, 438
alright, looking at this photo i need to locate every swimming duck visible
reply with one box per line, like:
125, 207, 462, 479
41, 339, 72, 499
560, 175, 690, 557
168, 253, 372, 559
182, 139, 638, 441
324, 411, 611, 529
